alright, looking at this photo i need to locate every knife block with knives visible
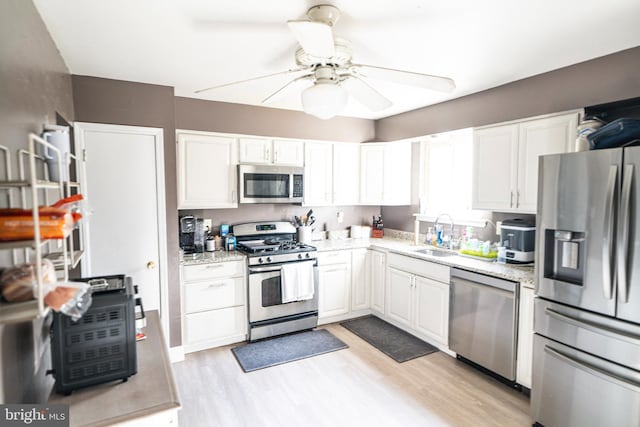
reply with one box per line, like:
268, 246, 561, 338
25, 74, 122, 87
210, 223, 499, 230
372, 215, 384, 238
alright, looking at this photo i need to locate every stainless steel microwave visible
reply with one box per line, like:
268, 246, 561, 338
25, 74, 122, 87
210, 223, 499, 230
238, 164, 304, 204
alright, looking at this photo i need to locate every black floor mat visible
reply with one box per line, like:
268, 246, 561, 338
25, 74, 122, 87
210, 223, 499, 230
341, 315, 438, 362
231, 329, 348, 372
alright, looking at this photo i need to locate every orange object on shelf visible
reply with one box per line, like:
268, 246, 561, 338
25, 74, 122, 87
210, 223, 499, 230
371, 229, 384, 238
0, 207, 72, 241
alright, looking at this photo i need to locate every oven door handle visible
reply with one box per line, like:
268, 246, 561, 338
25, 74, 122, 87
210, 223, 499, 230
249, 260, 317, 274
249, 265, 283, 273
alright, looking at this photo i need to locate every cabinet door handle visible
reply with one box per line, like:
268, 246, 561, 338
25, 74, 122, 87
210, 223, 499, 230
265, 148, 270, 161
510, 191, 514, 208
207, 282, 227, 288
516, 191, 520, 208
274, 149, 278, 163
205, 264, 223, 269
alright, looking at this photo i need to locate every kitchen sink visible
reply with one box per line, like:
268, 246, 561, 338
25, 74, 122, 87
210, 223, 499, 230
414, 248, 457, 257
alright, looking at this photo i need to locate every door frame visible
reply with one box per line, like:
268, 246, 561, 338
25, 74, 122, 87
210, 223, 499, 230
74, 122, 170, 341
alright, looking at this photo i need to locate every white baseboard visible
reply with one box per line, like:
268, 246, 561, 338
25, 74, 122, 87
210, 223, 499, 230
168, 346, 185, 363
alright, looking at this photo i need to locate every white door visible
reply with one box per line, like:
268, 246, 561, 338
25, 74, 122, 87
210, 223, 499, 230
238, 137, 271, 164
369, 250, 386, 315
414, 275, 449, 345
304, 142, 333, 206
76, 123, 168, 334
386, 267, 413, 328
177, 132, 238, 209
333, 142, 360, 205
273, 139, 304, 166
360, 144, 385, 204
351, 249, 369, 311
472, 124, 518, 211
318, 263, 351, 320
516, 113, 577, 212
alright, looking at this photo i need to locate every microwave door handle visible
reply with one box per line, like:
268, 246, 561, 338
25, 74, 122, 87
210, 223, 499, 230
618, 164, 634, 303
602, 165, 617, 300
289, 174, 294, 199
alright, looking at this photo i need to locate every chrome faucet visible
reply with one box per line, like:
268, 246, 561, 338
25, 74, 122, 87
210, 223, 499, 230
434, 213, 455, 248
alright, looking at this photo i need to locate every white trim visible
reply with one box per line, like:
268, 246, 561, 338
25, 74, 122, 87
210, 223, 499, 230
168, 346, 185, 363
413, 213, 488, 228
74, 122, 171, 346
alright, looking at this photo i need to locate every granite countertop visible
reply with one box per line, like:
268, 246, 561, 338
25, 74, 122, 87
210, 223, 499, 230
181, 250, 246, 265
313, 237, 535, 288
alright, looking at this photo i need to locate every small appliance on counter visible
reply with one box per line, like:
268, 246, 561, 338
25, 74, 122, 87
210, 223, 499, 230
49, 275, 137, 395
500, 218, 535, 264
372, 215, 384, 238
179, 215, 205, 254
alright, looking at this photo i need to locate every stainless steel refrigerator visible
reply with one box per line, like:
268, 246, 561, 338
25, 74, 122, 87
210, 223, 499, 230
533, 148, 640, 427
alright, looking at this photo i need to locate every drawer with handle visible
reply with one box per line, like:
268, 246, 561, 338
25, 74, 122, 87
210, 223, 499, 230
317, 250, 351, 266
184, 277, 245, 314
183, 260, 245, 282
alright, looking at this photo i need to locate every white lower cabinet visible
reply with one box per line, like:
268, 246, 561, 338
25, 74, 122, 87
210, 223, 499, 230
181, 260, 247, 353
369, 249, 386, 315
318, 251, 352, 323
351, 249, 370, 311
386, 253, 450, 347
516, 284, 535, 388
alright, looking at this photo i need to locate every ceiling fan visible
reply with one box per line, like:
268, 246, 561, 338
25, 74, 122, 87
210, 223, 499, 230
196, 4, 456, 119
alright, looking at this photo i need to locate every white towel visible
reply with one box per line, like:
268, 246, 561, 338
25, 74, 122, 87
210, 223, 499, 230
281, 261, 315, 303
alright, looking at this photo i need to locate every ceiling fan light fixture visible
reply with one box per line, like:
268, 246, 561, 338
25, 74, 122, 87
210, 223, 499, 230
301, 81, 347, 120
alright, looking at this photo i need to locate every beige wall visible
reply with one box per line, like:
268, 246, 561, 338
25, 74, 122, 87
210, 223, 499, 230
0, 0, 75, 404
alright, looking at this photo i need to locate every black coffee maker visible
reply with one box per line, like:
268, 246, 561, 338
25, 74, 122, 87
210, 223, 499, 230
179, 215, 205, 254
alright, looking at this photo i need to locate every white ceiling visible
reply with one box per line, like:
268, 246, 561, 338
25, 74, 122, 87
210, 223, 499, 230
34, 0, 640, 120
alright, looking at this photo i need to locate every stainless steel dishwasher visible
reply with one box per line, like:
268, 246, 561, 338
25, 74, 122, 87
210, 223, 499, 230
449, 268, 519, 381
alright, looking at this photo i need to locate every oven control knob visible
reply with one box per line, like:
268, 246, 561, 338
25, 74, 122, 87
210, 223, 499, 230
258, 257, 264, 264
298, 254, 302, 259
305, 253, 310, 258
266, 257, 272, 263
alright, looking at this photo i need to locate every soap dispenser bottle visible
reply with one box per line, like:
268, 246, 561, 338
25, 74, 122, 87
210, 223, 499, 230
426, 227, 433, 245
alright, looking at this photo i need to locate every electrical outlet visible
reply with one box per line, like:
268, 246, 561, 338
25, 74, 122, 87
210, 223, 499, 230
496, 221, 502, 236
203, 219, 212, 233
337, 211, 344, 223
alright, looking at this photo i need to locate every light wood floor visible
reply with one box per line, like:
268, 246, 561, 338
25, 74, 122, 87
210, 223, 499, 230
173, 323, 531, 427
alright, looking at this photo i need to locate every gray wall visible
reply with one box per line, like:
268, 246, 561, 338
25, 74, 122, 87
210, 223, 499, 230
71, 76, 182, 346
175, 97, 375, 143
376, 46, 640, 141
380, 46, 640, 233
0, 0, 75, 403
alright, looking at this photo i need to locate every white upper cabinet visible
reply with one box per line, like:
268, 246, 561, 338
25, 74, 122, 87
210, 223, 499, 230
333, 142, 360, 205
304, 142, 333, 206
273, 139, 304, 166
472, 112, 578, 213
239, 137, 304, 166
177, 131, 238, 209
304, 141, 360, 206
421, 130, 473, 216
360, 142, 411, 206
472, 124, 519, 211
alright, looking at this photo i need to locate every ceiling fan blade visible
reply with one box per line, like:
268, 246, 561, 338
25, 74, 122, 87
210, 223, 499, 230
262, 75, 314, 104
195, 68, 307, 94
287, 20, 335, 58
342, 76, 392, 112
352, 64, 456, 93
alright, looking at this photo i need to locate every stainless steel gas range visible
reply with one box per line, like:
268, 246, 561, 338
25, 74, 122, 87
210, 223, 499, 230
233, 221, 319, 341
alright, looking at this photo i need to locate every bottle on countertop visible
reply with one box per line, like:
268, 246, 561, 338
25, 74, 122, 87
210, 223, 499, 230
426, 227, 433, 245
225, 234, 236, 251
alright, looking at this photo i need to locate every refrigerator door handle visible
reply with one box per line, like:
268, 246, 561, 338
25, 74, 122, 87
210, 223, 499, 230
602, 165, 618, 300
545, 307, 640, 344
617, 164, 633, 303
544, 345, 640, 393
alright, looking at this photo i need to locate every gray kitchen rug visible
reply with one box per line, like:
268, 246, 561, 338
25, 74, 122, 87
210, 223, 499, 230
340, 315, 438, 362
231, 329, 348, 373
